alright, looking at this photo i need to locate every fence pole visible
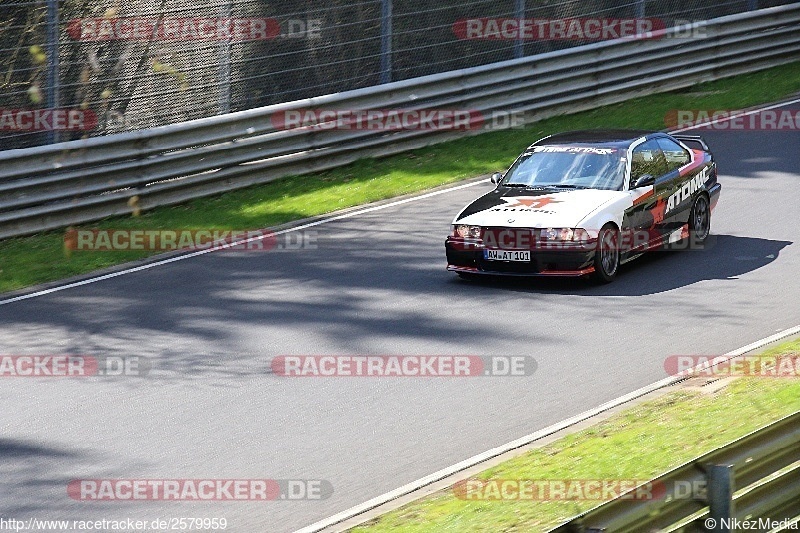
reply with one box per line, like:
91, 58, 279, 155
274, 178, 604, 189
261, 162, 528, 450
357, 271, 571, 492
218, 1, 232, 114
380, 0, 392, 84
635, 0, 645, 18
46, 0, 60, 144
514, 0, 525, 59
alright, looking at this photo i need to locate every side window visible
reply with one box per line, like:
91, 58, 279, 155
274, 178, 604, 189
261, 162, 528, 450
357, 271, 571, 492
656, 138, 691, 172
630, 139, 668, 186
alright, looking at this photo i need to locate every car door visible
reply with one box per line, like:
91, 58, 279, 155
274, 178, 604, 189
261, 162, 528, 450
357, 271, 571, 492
656, 137, 694, 238
625, 139, 670, 252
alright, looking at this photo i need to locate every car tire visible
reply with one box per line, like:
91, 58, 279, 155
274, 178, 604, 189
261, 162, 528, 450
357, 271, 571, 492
592, 224, 620, 284
689, 193, 711, 244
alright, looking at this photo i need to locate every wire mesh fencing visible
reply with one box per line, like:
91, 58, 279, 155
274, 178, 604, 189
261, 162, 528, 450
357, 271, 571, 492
0, 0, 793, 151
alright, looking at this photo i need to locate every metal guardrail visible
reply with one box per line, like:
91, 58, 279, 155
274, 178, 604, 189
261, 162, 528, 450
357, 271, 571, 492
0, 5, 799, 239
547, 411, 800, 533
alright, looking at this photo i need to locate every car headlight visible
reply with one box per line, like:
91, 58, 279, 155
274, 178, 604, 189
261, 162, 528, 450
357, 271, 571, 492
454, 225, 482, 239
540, 228, 590, 241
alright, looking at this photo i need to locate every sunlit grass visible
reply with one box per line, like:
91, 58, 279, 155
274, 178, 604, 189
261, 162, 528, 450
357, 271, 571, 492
352, 339, 800, 532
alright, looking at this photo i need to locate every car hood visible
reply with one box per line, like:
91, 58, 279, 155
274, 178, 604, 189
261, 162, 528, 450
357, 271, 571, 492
453, 187, 627, 228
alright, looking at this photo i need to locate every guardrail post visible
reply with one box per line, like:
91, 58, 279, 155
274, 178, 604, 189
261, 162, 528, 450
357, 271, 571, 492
380, 0, 392, 84
514, 0, 525, 59
45, 0, 60, 144
706, 464, 734, 532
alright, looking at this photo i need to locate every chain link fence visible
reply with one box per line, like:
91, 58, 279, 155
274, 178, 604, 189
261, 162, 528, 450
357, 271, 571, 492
0, 0, 794, 151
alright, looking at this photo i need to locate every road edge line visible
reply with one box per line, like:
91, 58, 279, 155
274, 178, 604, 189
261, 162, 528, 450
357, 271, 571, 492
0, 178, 488, 306
294, 324, 800, 533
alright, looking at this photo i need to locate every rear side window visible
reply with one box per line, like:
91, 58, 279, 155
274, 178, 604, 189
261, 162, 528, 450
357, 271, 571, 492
630, 140, 668, 185
656, 138, 692, 171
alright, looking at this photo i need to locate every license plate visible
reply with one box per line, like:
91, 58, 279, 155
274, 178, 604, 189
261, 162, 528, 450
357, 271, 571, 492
484, 250, 530, 262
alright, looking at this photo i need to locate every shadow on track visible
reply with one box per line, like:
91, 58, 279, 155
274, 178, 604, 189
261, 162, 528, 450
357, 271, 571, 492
449, 235, 792, 296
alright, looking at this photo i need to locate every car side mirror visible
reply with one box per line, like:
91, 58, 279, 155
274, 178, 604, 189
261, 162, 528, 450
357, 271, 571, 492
490, 172, 503, 184
632, 174, 655, 188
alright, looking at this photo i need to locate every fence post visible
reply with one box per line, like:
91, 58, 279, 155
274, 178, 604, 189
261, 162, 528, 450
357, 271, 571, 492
380, 0, 392, 84
45, 0, 60, 144
218, 1, 232, 114
513, 0, 525, 59
635, 0, 645, 18
706, 464, 735, 532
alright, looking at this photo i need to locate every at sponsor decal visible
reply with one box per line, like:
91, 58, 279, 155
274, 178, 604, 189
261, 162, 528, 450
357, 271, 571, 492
666, 168, 707, 215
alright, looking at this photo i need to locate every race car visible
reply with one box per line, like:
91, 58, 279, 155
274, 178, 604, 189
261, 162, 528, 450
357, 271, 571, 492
445, 129, 721, 283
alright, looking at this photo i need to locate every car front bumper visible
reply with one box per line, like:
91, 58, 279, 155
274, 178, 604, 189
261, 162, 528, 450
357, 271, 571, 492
445, 238, 596, 277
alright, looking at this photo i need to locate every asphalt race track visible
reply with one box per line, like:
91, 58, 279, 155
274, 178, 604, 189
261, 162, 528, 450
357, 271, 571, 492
1, 110, 798, 532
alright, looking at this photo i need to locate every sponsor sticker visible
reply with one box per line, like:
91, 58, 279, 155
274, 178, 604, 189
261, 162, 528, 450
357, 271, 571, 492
532, 146, 617, 155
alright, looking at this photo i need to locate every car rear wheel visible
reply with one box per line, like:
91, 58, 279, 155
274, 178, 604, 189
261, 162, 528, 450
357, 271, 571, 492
689, 194, 710, 243
592, 224, 619, 284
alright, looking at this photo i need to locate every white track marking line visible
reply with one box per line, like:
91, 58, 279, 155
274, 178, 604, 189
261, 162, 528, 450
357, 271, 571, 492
295, 325, 800, 533
0, 179, 488, 306
669, 96, 800, 133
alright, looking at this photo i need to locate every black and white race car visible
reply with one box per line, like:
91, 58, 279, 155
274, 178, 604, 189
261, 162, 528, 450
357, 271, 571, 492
445, 130, 721, 283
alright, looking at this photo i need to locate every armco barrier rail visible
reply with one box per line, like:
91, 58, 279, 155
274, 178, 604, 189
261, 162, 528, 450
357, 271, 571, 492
0, 5, 799, 239
547, 411, 800, 533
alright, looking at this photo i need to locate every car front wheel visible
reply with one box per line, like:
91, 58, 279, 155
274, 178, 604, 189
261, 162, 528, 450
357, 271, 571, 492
592, 224, 619, 284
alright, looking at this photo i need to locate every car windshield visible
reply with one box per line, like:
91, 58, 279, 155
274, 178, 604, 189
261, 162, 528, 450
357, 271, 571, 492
500, 146, 627, 191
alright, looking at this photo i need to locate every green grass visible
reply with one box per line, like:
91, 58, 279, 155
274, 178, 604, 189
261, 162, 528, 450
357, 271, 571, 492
2, 61, 800, 293
351, 338, 800, 532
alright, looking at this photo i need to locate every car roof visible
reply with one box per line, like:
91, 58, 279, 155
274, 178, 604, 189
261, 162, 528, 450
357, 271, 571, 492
532, 129, 660, 149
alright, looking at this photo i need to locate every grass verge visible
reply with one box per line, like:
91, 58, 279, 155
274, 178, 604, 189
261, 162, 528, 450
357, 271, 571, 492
350, 337, 800, 532
2, 61, 800, 294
